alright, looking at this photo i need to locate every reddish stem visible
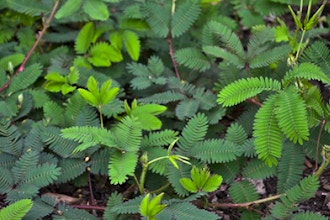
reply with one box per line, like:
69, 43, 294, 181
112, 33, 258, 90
0, 0, 60, 93
167, 35, 181, 80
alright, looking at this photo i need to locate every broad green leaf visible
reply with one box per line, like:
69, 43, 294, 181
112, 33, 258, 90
203, 175, 223, 192
55, 0, 83, 19
78, 89, 98, 106
140, 194, 150, 217
67, 67, 79, 84
44, 82, 63, 93
75, 22, 95, 54
148, 193, 166, 216
86, 76, 99, 97
74, 56, 92, 68
133, 114, 162, 131
109, 31, 123, 51
87, 42, 113, 67
44, 72, 66, 82
108, 45, 123, 63
180, 178, 198, 193
101, 87, 119, 105
83, 0, 109, 21
191, 167, 209, 188
123, 30, 140, 61
131, 104, 167, 115
100, 80, 112, 95
61, 84, 76, 95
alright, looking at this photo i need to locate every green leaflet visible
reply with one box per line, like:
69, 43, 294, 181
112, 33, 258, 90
254, 94, 283, 167
87, 42, 123, 67
108, 150, 138, 184
122, 30, 140, 61
83, 0, 109, 21
218, 77, 282, 107
0, 199, 32, 220
55, 0, 83, 19
275, 87, 309, 145
75, 22, 95, 54
8, 63, 42, 95
171, 0, 201, 38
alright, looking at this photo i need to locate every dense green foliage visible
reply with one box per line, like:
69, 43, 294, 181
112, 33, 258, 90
1, 0, 330, 219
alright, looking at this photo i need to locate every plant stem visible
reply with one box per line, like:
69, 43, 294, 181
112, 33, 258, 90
98, 106, 104, 128
210, 194, 282, 209
139, 163, 148, 194
314, 145, 330, 177
314, 119, 326, 170
0, 0, 60, 93
149, 183, 171, 194
167, 35, 181, 80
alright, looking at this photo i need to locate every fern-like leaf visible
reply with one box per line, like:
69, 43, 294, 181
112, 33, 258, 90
218, 77, 281, 107
225, 123, 247, 145
253, 94, 283, 167
108, 151, 138, 185
174, 47, 211, 72
171, 0, 201, 38
291, 212, 328, 220
142, 130, 179, 147
90, 148, 111, 175
12, 151, 39, 184
139, 91, 185, 104
61, 126, 116, 152
203, 46, 245, 68
21, 164, 61, 188
283, 62, 330, 87
249, 45, 291, 68
142, 2, 170, 37
43, 101, 65, 127
275, 87, 309, 144
175, 99, 200, 120
7, 0, 51, 16
8, 63, 42, 94
0, 199, 32, 220
166, 163, 190, 197
277, 142, 305, 193
191, 139, 242, 163
103, 192, 123, 220
270, 175, 319, 219
56, 203, 99, 220
229, 180, 259, 203
242, 158, 277, 179
178, 113, 208, 151
56, 158, 87, 183
203, 21, 245, 59
210, 161, 241, 184
0, 168, 14, 193
300, 41, 330, 76
158, 202, 218, 220
113, 116, 142, 152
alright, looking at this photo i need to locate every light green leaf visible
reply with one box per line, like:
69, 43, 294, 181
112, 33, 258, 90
75, 22, 95, 54
108, 45, 123, 63
83, 0, 109, 21
44, 72, 66, 82
86, 76, 99, 97
123, 30, 140, 61
140, 194, 150, 217
109, 31, 123, 51
101, 87, 119, 105
0, 199, 32, 220
180, 178, 198, 193
44, 82, 63, 93
55, 0, 83, 19
88, 42, 112, 67
203, 175, 223, 192
78, 89, 98, 106
61, 84, 76, 95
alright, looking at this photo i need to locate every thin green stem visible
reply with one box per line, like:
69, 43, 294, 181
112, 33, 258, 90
139, 163, 148, 194
295, 29, 306, 61
149, 183, 171, 194
210, 194, 282, 209
98, 105, 104, 128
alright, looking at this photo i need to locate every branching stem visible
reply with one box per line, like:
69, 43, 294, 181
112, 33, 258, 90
0, 0, 60, 93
